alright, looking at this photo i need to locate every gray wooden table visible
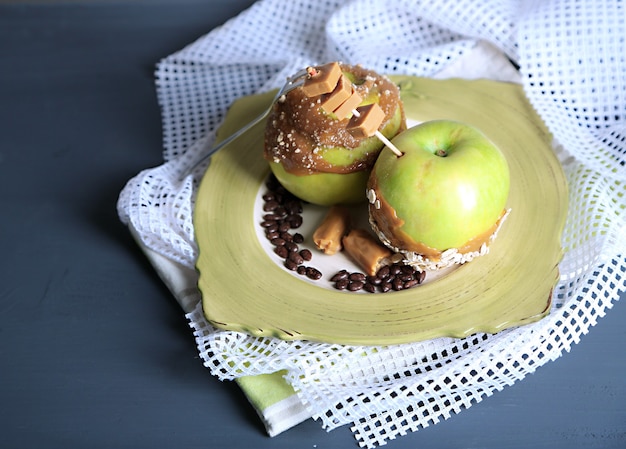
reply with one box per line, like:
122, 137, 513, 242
1, 1, 624, 448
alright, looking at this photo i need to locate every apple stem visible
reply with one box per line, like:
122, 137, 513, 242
435, 149, 448, 157
374, 130, 404, 157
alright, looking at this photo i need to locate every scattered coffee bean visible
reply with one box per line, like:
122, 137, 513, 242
270, 237, 286, 247
299, 249, 312, 261
263, 200, 279, 211
349, 272, 366, 282
289, 252, 304, 265
330, 270, 349, 282
377, 266, 390, 278
367, 275, 382, 285
265, 230, 279, 241
285, 199, 303, 214
265, 223, 279, 233
261, 175, 322, 281
364, 283, 377, 293
284, 259, 298, 271
305, 267, 322, 280
331, 262, 426, 293
263, 213, 279, 222
274, 246, 288, 258
288, 214, 303, 228
262, 175, 427, 294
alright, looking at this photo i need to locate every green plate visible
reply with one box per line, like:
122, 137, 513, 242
194, 76, 568, 345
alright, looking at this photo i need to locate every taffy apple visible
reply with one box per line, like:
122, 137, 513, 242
367, 120, 510, 270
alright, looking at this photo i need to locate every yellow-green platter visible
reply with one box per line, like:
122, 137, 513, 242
193, 76, 568, 346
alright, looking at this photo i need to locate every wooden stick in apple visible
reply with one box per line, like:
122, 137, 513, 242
304, 62, 404, 157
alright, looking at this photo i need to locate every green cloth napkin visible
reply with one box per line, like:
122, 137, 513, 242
129, 226, 311, 436
236, 372, 311, 436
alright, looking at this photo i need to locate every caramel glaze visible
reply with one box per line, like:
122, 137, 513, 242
369, 180, 508, 260
263, 64, 404, 175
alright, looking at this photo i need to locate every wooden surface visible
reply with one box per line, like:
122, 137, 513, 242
1, 1, 624, 448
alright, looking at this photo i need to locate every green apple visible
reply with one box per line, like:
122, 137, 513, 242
268, 104, 404, 205
367, 120, 510, 260
314, 105, 404, 169
268, 161, 370, 206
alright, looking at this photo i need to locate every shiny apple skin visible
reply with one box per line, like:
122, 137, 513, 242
268, 161, 369, 205
369, 120, 510, 251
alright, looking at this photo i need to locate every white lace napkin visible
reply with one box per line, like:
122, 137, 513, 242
118, 1, 626, 447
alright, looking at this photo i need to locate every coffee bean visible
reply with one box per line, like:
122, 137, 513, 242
284, 259, 298, 271
377, 266, 390, 278
262, 213, 279, 222
263, 200, 280, 211
288, 214, 303, 228
272, 207, 287, 219
348, 280, 364, 291
274, 246, 288, 258
299, 249, 312, 261
349, 272, 366, 282
306, 267, 322, 280
334, 279, 349, 290
331, 270, 349, 282
285, 199, 303, 214
367, 275, 382, 285
364, 283, 376, 293
265, 230, 279, 241
270, 237, 286, 247
285, 241, 299, 253
265, 222, 279, 233
289, 252, 304, 265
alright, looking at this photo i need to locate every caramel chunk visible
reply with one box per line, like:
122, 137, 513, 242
347, 103, 385, 138
333, 88, 363, 120
320, 74, 352, 114
264, 63, 405, 175
342, 229, 393, 276
312, 205, 351, 255
302, 62, 342, 97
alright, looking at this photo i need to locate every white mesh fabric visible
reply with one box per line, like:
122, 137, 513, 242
117, 0, 626, 447
518, 0, 626, 180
